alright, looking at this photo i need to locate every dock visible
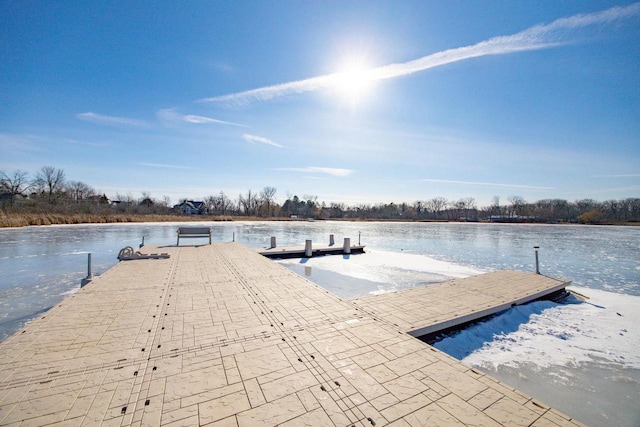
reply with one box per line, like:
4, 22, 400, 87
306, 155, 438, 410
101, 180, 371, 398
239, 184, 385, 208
353, 270, 570, 340
259, 244, 365, 259
0, 242, 584, 426
258, 235, 365, 259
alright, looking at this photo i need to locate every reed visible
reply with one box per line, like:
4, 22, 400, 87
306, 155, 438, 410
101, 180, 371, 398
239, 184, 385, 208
0, 212, 234, 228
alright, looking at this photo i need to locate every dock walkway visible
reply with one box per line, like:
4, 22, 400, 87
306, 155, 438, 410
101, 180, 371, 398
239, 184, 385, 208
354, 270, 569, 339
0, 243, 583, 426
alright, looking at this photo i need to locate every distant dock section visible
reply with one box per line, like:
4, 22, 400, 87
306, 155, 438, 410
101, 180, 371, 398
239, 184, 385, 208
259, 234, 365, 259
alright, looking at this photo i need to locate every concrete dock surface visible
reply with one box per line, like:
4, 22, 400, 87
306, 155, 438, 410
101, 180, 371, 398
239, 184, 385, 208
354, 270, 570, 338
0, 242, 584, 426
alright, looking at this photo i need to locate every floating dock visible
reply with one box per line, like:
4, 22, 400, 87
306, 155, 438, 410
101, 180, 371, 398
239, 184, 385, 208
353, 270, 570, 340
259, 244, 365, 259
0, 243, 583, 426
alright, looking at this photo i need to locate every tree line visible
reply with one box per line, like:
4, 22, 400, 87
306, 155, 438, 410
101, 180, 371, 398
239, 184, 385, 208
2, 166, 639, 224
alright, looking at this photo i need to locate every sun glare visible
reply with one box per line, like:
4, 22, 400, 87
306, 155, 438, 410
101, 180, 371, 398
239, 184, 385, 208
330, 60, 376, 104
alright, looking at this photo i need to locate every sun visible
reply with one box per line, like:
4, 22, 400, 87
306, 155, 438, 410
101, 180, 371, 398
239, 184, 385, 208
330, 60, 376, 105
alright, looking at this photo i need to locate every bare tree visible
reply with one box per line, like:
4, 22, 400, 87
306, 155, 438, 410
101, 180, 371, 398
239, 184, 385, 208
627, 198, 640, 221
507, 195, 526, 218
218, 191, 233, 215
427, 196, 448, 218
461, 197, 477, 220
328, 202, 345, 218
490, 195, 502, 219
239, 189, 259, 216
575, 199, 597, 214
451, 199, 465, 220
260, 186, 277, 217
413, 200, 424, 218
206, 191, 233, 215
34, 166, 66, 203
0, 169, 32, 205
66, 181, 96, 202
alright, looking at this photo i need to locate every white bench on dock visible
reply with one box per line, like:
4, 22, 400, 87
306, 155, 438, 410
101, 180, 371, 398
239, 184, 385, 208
176, 226, 211, 245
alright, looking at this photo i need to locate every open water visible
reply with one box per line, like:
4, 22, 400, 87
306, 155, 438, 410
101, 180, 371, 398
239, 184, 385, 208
0, 221, 638, 426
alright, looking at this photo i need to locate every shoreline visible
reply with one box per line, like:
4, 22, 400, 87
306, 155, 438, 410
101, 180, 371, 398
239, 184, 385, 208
1, 212, 638, 228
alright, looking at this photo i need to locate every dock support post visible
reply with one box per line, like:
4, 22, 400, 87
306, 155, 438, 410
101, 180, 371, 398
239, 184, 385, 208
534, 246, 540, 274
87, 253, 92, 278
329, 234, 334, 246
358, 232, 361, 246
343, 238, 351, 254
81, 253, 93, 287
304, 240, 312, 257
233, 232, 235, 242
270, 236, 276, 248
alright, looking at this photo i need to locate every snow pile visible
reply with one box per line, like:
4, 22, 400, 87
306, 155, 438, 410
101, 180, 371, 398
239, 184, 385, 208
435, 286, 640, 370
278, 248, 483, 292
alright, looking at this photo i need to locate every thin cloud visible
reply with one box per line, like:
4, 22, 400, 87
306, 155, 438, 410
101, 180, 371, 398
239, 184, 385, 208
591, 173, 640, 178
77, 112, 148, 127
200, 3, 640, 106
157, 109, 248, 127
65, 138, 109, 147
276, 167, 354, 177
242, 134, 284, 148
422, 178, 554, 190
0, 133, 44, 152
135, 162, 193, 170
570, 185, 640, 196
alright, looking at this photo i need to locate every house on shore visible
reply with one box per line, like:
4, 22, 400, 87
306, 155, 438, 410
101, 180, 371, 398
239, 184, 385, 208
174, 200, 208, 215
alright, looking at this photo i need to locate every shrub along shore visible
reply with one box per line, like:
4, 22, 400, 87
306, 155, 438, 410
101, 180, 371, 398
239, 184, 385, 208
1, 211, 637, 229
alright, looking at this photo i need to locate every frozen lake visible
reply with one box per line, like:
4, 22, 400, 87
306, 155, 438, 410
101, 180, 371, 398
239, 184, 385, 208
1, 221, 638, 426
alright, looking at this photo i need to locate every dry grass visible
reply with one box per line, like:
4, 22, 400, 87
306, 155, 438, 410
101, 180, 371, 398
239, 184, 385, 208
0, 212, 234, 228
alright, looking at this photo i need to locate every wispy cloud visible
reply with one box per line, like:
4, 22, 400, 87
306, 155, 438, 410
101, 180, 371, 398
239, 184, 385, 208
135, 162, 193, 170
157, 109, 248, 127
591, 173, 640, 178
200, 3, 640, 106
77, 112, 148, 127
0, 133, 45, 152
242, 134, 284, 148
65, 138, 109, 147
422, 178, 554, 190
276, 167, 355, 177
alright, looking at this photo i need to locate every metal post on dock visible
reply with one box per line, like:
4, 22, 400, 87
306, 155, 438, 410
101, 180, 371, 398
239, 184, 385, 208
87, 253, 92, 278
343, 238, 351, 254
329, 234, 334, 246
534, 246, 540, 274
270, 236, 276, 248
233, 232, 235, 242
304, 240, 312, 257
358, 232, 361, 246
81, 253, 93, 287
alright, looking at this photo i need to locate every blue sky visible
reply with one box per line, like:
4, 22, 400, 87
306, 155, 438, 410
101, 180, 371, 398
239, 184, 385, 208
2, 1, 639, 207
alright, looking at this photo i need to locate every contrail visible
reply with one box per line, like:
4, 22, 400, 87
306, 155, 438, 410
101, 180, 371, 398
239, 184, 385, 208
200, 3, 639, 106
242, 134, 284, 148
